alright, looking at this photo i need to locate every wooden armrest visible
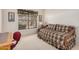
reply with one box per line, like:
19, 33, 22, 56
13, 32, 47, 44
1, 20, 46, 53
12, 40, 17, 45
0, 41, 12, 47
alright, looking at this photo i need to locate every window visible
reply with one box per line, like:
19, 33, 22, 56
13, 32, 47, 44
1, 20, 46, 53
18, 9, 38, 30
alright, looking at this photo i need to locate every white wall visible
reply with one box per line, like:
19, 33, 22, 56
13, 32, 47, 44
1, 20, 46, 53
0, 10, 2, 32
2, 9, 18, 32
44, 9, 79, 43
2, 9, 44, 36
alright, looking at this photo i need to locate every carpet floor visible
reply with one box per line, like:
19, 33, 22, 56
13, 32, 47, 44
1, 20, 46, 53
14, 34, 79, 50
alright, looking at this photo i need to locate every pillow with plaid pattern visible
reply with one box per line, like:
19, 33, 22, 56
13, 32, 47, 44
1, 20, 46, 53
47, 24, 56, 30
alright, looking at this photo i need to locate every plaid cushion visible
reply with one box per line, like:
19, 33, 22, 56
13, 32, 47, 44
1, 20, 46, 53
55, 24, 73, 33
46, 24, 56, 30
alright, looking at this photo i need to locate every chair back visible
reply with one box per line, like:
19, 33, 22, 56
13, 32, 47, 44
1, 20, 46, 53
13, 32, 21, 42
11, 32, 21, 50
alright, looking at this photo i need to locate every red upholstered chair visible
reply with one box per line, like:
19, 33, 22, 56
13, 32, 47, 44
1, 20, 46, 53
11, 32, 21, 50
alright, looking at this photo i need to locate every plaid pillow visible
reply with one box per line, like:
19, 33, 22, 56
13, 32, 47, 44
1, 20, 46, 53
55, 24, 60, 31
55, 24, 65, 32
46, 24, 56, 30
64, 26, 69, 32
57, 25, 68, 32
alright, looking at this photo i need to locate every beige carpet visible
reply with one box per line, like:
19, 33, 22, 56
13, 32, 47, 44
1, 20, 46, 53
14, 34, 79, 50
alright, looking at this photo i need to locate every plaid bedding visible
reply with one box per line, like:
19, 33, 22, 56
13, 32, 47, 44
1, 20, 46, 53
38, 24, 76, 50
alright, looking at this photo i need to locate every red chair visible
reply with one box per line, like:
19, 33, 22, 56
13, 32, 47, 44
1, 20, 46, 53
11, 32, 21, 50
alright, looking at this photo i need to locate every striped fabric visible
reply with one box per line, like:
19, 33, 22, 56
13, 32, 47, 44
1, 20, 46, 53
38, 24, 76, 50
